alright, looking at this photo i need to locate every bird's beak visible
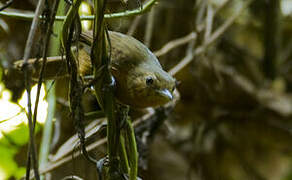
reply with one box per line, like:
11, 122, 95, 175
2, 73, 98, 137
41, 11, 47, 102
159, 89, 173, 101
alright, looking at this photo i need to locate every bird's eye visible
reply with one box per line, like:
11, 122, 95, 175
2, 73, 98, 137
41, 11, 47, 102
146, 77, 154, 86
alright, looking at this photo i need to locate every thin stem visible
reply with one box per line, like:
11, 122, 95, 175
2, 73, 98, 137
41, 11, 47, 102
169, 0, 252, 76
125, 118, 138, 180
39, 5, 66, 171
204, 4, 214, 42
38, 82, 56, 178
127, 16, 142, 36
154, 31, 197, 57
0, 0, 13, 11
263, 0, 281, 79
23, 0, 47, 179
119, 135, 130, 173
144, 8, 155, 47
37, 2, 61, 179
0, 0, 157, 21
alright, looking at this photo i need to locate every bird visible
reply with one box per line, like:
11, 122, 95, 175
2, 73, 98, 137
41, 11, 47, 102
14, 31, 176, 108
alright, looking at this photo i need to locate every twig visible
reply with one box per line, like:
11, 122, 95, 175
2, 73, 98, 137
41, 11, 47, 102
195, 0, 207, 29
154, 31, 197, 57
105, 0, 157, 19
144, 8, 155, 46
204, 4, 214, 42
0, 109, 24, 124
22, 0, 48, 179
124, 117, 138, 180
0, 0, 158, 21
127, 16, 142, 36
169, 0, 252, 76
205, 1, 251, 45
153, 0, 229, 58
37, 138, 107, 178
213, 0, 231, 15
263, 0, 281, 79
38, 0, 61, 176
50, 119, 104, 162
0, 0, 13, 11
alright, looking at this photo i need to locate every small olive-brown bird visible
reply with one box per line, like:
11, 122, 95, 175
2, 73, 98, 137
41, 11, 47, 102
15, 31, 176, 108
